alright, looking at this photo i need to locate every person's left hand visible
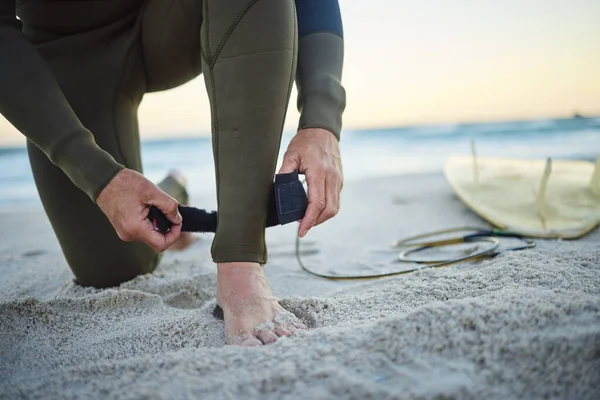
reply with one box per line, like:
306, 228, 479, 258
278, 128, 343, 238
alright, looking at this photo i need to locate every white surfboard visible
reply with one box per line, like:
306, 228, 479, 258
443, 155, 600, 239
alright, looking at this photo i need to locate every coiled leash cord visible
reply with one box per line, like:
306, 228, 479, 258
296, 226, 536, 280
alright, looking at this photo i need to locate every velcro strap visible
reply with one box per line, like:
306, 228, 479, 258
274, 171, 308, 224
149, 171, 307, 233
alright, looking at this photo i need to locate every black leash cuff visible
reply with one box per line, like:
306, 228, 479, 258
148, 171, 308, 234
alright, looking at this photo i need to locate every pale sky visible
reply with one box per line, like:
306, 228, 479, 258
1, 0, 599, 145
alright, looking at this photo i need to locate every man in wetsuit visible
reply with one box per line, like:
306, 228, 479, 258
0, 0, 345, 346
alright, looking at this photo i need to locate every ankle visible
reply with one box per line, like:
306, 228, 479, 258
216, 262, 271, 303
217, 262, 263, 276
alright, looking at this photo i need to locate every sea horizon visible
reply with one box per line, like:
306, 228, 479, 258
1, 113, 599, 149
1, 114, 599, 211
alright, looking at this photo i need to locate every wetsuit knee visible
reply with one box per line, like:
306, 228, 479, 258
73, 251, 161, 289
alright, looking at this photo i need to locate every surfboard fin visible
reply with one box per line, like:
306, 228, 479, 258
536, 157, 552, 229
590, 156, 600, 197
471, 139, 479, 191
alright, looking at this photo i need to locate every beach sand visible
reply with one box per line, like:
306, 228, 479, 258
1, 173, 599, 399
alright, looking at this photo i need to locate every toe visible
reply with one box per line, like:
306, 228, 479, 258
274, 326, 293, 337
229, 332, 263, 347
240, 337, 263, 347
273, 310, 306, 330
293, 321, 308, 330
256, 329, 279, 345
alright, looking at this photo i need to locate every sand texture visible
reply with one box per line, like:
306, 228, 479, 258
1, 173, 599, 400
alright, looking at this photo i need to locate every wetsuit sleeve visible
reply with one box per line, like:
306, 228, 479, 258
0, 1, 124, 201
294, 0, 346, 140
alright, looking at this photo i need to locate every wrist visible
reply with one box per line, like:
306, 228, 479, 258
297, 81, 345, 141
296, 127, 338, 142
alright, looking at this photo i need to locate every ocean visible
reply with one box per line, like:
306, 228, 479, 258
0, 116, 599, 210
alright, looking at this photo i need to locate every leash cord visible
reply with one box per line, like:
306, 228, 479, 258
294, 217, 535, 280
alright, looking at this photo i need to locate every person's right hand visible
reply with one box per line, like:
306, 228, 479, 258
96, 168, 182, 252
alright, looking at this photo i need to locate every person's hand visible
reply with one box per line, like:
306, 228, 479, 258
96, 168, 182, 252
278, 128, 343, 237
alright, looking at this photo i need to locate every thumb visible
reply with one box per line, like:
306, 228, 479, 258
149, 191, 182, 225
278, 153, 299, 174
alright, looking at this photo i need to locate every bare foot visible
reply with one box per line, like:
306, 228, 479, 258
216, 262, 307, 346
165, 170, 196, 251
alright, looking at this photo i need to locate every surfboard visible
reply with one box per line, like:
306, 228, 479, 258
443, 155, 600, 239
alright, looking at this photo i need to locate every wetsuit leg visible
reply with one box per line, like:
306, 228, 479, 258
200, 0, 297, 263
143, 0, 297, 263
22, 1, 201, 288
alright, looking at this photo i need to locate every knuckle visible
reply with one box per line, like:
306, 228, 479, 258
283, 150, 299, 163
283, 150, 293, 159
314, 198, 326, 210
324, 207, 338, 219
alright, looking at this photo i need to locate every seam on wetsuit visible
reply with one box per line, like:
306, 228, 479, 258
205, 0, 219, 207
271, 1, 297, 258
296, 30, 342, 40
204, 0, 221, 261
206, 0, 265, 259
209, 0, 261, 68
261, 0, 295, 260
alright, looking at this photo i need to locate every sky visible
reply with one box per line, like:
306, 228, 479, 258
1, 0, 599, 145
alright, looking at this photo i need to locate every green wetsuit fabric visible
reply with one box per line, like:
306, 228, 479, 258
0, 0, 345, 287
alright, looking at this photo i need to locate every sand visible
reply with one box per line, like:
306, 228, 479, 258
1, 173, 599, 400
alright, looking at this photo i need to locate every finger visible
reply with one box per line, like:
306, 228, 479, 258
137, 220, 174, 252
277, 151, 299, 174
148, 191, 182, 225
315, 171, 341, 226
144, 230, 169, 252
299, 171, 326, 238
150, 221, 182, 251
162, 223, 182, 249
